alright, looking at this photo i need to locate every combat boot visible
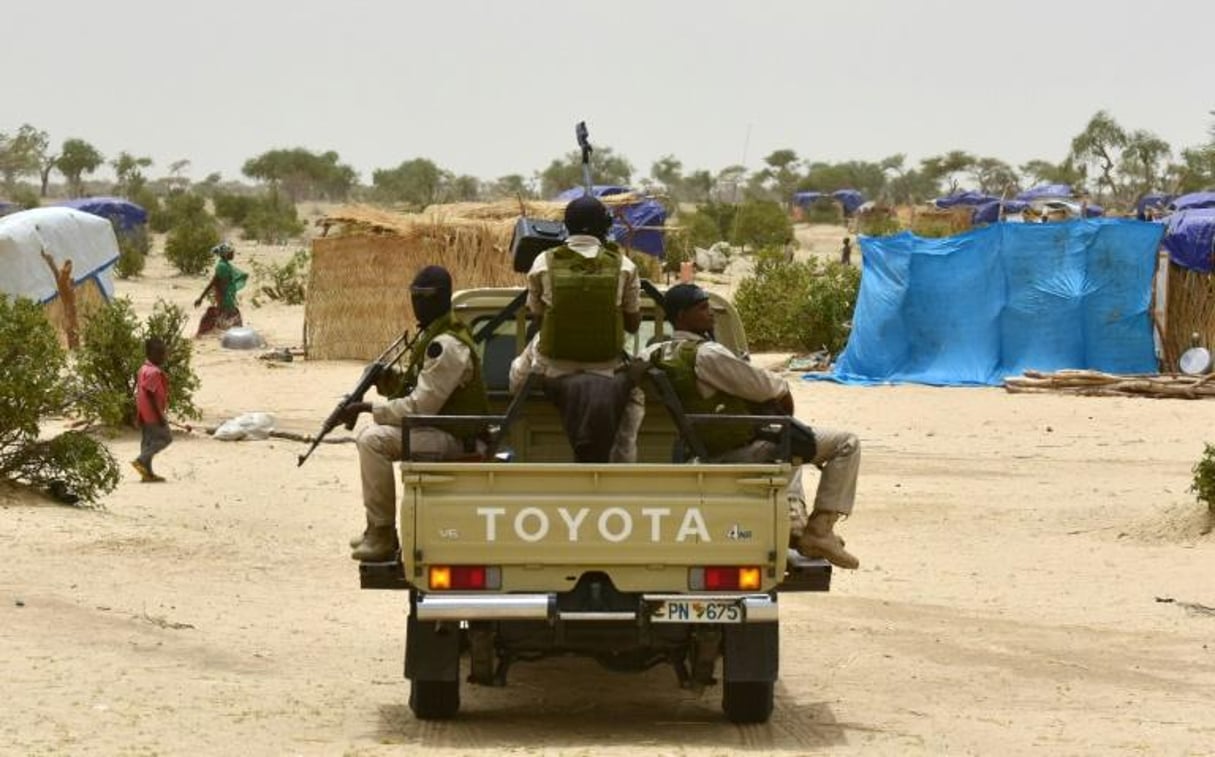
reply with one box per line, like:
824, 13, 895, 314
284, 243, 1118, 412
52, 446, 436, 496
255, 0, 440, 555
797, 511, 859, 570
351, 526, 399, 562
350, 516, 371, 549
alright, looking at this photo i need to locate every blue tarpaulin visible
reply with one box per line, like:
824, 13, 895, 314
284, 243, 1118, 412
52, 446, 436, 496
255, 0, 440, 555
1137, 192, 1174, 220
58, 197, 148, 232
934, 191, 996, 209
554, 186, 666, 257
1169, 192, 1215, 212
792, 191, 823, 207
831, 189, 866, 215
971, 200, 1031, 224
819, 220, 1164, 386
1162, 209, 1215, 273
1016, 183, 1073, 201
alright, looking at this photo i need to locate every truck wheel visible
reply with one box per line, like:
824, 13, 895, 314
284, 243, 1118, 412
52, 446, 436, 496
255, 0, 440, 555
409, 679, 460, 720
721, 680, 773, 724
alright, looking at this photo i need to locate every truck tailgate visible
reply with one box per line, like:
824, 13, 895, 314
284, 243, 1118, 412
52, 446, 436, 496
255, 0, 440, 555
400, 462, 791, 593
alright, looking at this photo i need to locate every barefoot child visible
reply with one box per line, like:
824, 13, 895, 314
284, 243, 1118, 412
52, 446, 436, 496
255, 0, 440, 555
132, 337, 171, 482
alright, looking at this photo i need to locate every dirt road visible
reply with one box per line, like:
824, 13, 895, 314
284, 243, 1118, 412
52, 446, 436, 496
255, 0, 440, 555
2, 246, 1213, 754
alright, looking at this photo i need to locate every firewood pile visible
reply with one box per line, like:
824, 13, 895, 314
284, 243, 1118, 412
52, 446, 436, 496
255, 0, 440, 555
1004, 369, 1215, 399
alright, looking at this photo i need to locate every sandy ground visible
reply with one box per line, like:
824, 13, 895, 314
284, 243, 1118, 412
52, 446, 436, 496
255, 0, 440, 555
2, 231, 1215, 756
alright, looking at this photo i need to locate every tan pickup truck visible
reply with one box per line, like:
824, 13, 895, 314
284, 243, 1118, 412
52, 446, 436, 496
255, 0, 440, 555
359, 285, 830, 724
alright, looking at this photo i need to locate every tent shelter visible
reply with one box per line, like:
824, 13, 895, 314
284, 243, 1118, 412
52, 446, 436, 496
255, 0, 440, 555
1169, 192, 1215, 213
831, 190, 866, 216
554, 186, 667, 257
0, 207, 119, 347
58, 196, 148, 232
1016, 184, 1073, 201
1161, 208, 1215, 370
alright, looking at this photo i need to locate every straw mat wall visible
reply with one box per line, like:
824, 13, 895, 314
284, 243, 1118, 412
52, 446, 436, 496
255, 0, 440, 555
1163, 262, 1215, 372
43, 278, 106, 349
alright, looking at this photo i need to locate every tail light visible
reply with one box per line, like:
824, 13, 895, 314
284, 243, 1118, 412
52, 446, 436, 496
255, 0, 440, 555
690, 566, 762, 591
428, 565, 501, 590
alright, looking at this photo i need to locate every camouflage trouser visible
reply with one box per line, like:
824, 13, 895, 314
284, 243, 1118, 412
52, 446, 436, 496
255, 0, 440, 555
711, 426, 860, 535
356, 424, 464, 528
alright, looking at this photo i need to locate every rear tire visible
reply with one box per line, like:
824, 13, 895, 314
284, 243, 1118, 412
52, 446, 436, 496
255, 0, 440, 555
409, 679, 461, 720
722, 680, 774, 724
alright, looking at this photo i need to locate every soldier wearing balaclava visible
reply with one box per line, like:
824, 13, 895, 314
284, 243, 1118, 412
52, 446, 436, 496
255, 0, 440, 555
339, 265, 489, 562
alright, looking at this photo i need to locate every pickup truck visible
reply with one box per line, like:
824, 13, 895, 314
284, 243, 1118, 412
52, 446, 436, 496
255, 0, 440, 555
358, 284, 831, 724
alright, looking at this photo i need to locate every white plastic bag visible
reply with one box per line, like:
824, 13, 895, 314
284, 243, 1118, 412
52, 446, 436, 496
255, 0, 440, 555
212, 412, 276, 441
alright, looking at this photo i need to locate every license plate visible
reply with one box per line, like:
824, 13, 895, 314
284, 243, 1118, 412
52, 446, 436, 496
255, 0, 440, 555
650, 598, 742, 624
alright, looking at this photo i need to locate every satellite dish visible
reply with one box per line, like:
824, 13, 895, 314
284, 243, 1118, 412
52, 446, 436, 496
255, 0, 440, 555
1179, 346, 1211, 375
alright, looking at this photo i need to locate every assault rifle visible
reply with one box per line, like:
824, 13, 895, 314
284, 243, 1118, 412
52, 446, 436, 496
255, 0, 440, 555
576, 120, 593, 194
297, 330, 416, 467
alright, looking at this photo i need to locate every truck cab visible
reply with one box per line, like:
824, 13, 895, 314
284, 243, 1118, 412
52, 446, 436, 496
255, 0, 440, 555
360, 284, 831, 723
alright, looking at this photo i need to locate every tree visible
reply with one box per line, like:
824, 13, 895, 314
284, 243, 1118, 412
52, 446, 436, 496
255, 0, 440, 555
0, 124, 49, 193
242, 148, 357, 201
684, 169, 714, 204
1167, 146, 1215, 194
650, 154, 683, 190
489, 174, 534, 200
57, 138, 104, 197
1069, 110, 1128, 201
372, 158, 445, 206
970, 157, 1020, 196
921, 150, 976, 195
111, 151, 153, 198
1119, 130, 1171, 197
762, 149, 802, 204
538, 146, 633, 198
448, 174, 482, 202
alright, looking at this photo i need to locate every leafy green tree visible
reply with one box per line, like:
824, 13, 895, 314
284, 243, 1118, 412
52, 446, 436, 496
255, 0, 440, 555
651, 154, 683, 190
0, 124, 49, 192
76, 298, 200, 428
731, 200, 793, 249
242, 148, 357, 201
0, 295, 120, 504
1168, 146, 1215, 194
57, 138, 105, 197
921, 150, 976, 195
734, 257, 860, 354
1020, 158, 1085, 189
448, 174, 482, 202
970, 157, 1020, 196
684, 169, 714, 203
538, 146, 633, 198
162, 193, 220, 275
762, 149, 802, 204
489, 173, 534, 200
1070, 110, 1128, 200
372, 158, 445, 206
113, 220, 149, 279
1119, 130, 1171, 197
240, 189, 305, 243
111, 151, 153, 198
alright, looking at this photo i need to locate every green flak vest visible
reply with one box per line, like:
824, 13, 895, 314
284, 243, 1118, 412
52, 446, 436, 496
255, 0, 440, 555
653, 339, 754, 457
397, 314, 491, 420
538, 244, 624, 362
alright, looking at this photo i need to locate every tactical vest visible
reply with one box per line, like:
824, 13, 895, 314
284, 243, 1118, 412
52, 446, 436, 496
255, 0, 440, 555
398, 314, 490, 419
653, 339, 754, 457
538, 244, 624, 362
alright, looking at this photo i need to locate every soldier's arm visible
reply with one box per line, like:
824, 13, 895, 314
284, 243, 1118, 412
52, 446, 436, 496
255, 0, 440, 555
373, 336, 472, 425
694, 342, 789, 405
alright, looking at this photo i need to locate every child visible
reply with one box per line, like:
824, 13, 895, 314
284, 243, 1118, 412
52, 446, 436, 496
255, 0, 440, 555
132, 337, 171, 483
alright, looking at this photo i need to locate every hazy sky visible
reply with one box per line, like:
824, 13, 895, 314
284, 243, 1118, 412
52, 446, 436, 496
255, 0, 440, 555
5, 0, 1213, 186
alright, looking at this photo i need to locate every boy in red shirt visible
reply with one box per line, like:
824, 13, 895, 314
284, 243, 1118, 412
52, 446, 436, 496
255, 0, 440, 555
132, 337, 172, 483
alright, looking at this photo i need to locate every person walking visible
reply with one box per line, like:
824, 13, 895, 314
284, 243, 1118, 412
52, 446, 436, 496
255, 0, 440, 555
132, 337, 172, 483
195, 242, 248, 336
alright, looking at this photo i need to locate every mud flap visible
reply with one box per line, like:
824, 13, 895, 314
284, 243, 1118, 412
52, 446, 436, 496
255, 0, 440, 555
722, 622, 779, 682
404, 605, 461, 682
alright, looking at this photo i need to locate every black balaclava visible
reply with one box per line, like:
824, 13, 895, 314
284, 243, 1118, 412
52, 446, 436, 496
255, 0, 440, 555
563, 195, 613, 241
411, 265, 452, 329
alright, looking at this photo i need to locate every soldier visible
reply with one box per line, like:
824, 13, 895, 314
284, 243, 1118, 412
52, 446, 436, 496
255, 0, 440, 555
525, 195, 642, 462
339, 266, 490, 561
647, 283, 860, 569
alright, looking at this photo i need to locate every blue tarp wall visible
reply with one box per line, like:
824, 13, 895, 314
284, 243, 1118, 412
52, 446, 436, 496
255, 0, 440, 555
822, 220, 1164, 386
555, 186, 666, 257
1162, 209, 1215, 272
58, 196, 148, 232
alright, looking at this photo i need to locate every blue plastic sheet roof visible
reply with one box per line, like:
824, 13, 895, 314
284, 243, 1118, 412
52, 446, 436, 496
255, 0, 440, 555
58, 196, 148, 231
1169, 192, 1215, 212
1136, 192, 1174, 220
934, 191, 997, 209
816, 220, 1164, 386
1016, 183, 1073, 201
792, 191, 823, 207
971, 200, 1030, 225
1162, 209, 1215, 273
553, 186, 667, 257
831, 189, 866, 214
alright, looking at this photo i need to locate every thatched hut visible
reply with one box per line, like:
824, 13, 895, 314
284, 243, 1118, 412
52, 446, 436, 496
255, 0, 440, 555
306, 196, 664, 360
1160, 208, 1215, 371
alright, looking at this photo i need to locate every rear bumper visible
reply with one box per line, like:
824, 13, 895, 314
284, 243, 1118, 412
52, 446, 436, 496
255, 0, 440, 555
414, 592, 779, 623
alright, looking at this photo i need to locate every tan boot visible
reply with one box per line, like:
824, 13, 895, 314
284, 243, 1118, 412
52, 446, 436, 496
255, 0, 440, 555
797, 511, 859, 570
351, 526, 399, 562
350, 517, 371, 549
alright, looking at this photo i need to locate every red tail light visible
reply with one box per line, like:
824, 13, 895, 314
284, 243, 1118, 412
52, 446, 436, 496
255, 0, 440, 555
695, 566, 762, 591
428, 565, 500, 590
